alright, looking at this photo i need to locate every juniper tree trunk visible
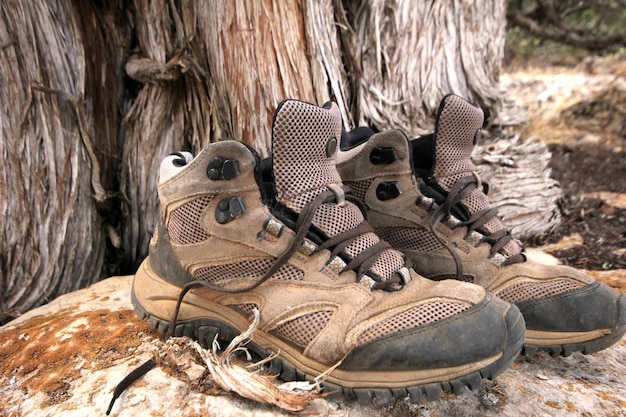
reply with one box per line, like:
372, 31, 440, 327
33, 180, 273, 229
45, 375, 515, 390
346, 0, 507, 134
1, 0, 515, 321
0, 0, 130, 322
119, 0, 351, 271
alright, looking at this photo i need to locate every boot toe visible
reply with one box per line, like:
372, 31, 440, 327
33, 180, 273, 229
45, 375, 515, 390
341, 294, 524, 376
519, 281, 626, 354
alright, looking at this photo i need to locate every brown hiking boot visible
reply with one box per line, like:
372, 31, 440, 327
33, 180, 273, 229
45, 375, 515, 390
337, 94, 626, 357
132, 99, 524, 405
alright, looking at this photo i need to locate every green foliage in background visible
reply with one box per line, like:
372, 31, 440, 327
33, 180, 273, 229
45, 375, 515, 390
505, 0, 626, 64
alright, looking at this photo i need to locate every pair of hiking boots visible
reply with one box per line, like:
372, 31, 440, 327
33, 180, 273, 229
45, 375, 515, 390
132, 95, 626, 406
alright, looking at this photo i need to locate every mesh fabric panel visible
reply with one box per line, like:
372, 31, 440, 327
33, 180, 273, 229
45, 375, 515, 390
313, 202, 363, 237
495, 279, 586, 305
193, 260, 304, 283
358, 301, 471, 344
272, 100, 342, 212
434, 96, 482, 191
272, 310, 333, 348
344, 178, 375, 202
370, 246, 406, 280
433, 96, 522, 257
270, 100, 405, 281
457, 189, 521, 256
231, 303, 259, 318
313, 202, 405, 280
376, 226, 445, 252
345, 232, 379, 258
167, 196, 215, 245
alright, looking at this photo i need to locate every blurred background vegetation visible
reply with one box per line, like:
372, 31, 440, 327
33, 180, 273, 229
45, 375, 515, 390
505, 0, 626, 66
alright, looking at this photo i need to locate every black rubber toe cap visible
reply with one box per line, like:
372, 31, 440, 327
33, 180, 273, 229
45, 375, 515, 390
340, 294, 523, 372
517, 281, 626, 333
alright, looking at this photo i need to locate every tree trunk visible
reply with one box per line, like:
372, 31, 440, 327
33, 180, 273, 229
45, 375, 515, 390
0, 0, 129, 321
119, 0, 352, 270
1, 0, 514, 320
347, 0, 507, 133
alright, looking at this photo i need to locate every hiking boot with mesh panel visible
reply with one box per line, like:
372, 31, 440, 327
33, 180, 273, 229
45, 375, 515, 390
337, 94, 626, 357
132, 99, 525, 405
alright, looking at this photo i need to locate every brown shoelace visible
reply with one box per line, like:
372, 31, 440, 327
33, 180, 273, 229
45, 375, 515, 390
106, 185, 408, 413
427, 175, 525, 280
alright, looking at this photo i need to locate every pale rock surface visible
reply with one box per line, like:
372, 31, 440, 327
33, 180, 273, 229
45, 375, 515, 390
1, 274, 625, 417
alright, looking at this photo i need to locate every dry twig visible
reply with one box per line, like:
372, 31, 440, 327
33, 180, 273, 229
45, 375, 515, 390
158, 310, 334, 413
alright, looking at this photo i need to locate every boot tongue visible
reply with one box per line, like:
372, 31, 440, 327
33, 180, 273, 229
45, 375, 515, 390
272, 100, 343, 211
271, 99, 406, 281
432, 94, 483, 191
431, 95, 522, 257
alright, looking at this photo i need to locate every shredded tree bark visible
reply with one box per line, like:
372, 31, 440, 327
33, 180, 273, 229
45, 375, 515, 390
0, 0, 126, 321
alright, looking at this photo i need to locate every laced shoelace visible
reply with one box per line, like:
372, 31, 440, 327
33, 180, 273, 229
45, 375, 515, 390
426, 174, 525, 281
106, 186, 407, 414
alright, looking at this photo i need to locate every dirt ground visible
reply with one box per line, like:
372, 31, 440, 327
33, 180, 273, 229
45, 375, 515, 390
501, 56, 626, 286
546, 140, 626, 271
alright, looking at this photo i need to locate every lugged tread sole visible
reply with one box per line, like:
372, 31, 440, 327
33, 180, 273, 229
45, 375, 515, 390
131, 284, 525, 407
522, 333, 625, 357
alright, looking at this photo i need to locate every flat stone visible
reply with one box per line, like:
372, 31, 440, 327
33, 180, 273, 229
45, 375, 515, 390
1, 276, 624, 416
584, 191, 626, 209
525, 248, 562, 265
539, 233, 585, 253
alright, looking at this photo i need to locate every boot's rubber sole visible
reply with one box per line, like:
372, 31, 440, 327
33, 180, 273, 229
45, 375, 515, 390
132, 258, 525, 406
523, 294, 626, 357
